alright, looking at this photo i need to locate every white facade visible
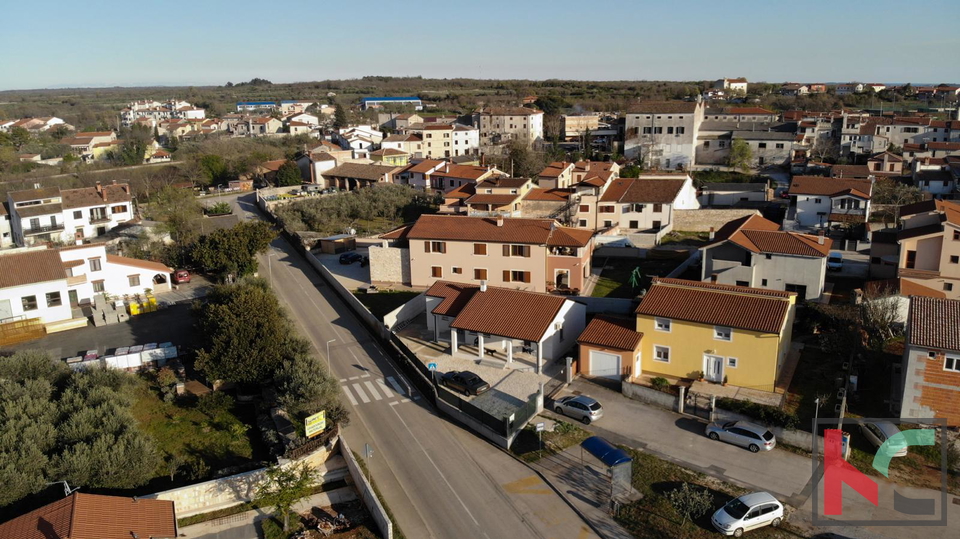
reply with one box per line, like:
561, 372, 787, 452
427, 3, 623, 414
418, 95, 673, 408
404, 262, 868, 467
452, 124, 480, 156
59, 245, 172, 300
7, 184, 134, 247
0, 279, 72, 324
478, 109, 544, 146
793, 194, 871, 228
288, 113, 320, 126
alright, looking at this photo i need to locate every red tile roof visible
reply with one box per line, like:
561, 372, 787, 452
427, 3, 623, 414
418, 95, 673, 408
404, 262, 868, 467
407, 159, 445, 174
445, 284, 568, 342
523, 188, 572, 202
465, 193, 521, 205
600, 177, 688, 204
404, 214, 592, 247
426, 281, 480, 316
709, 214, 831, 257
0, 492, 176, 539
907, 296, 960, 351
577, 315, 643, 351
0, 249, 67, 288
789, 176, 873, 198
636, 278, 794, 334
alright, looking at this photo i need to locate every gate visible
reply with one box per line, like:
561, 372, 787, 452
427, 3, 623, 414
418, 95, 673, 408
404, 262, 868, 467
685, 391, 713, 420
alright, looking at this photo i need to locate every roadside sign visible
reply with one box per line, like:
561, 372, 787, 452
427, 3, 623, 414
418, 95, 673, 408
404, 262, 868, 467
428, 362, 437, 371
535, 422, 545, 432
305, 410, 326, 438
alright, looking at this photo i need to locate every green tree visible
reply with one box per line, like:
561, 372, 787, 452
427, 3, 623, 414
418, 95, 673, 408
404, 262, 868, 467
333, 104, 348, 129
727, 137, 753, 173
666, 483, 713, 526
191, 220, 276, 280
275, 160, 302, 186
255, 462, 318, 531
9, 127, 31, 150
274, 341, 347, 425
534, 95, 571, 115
195, 279, 292, 384
151, 185, 204, 267
620, 164, 641, 178
197, 154, 229, 185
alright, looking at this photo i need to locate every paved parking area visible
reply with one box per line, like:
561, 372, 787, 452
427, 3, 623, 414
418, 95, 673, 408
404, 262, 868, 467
314, 248, 371, 290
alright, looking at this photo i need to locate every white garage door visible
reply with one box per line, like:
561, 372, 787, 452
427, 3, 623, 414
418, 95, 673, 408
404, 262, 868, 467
589, 350, 621, 380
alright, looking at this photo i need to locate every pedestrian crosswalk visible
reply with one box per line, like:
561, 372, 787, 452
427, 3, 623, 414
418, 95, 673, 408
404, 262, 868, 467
340, 374, 418, 407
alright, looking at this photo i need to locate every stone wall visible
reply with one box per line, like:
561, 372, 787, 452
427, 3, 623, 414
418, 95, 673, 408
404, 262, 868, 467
340, 438, 393, 539
622, 380, 681, 411
369, 245, 410, 285
674, 209, 759, 232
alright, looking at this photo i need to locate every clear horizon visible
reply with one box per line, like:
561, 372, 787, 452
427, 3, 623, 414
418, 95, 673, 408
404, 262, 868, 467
1, 0, 958, 92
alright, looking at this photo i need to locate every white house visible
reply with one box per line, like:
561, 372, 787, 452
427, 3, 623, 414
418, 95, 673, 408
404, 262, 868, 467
574, 175, 700, 241
0, 203, 13, 249
788, 176, 874, 232
288, 113, 319, 127
424, 280, 586, 374
697, 182, 768, 206
7, 182, 135, 247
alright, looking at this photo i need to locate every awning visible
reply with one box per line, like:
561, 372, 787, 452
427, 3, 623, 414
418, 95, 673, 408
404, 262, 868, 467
580, 436, 632, 467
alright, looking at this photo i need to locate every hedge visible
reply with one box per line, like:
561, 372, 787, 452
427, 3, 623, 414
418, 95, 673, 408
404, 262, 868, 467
716, 397, 800, 430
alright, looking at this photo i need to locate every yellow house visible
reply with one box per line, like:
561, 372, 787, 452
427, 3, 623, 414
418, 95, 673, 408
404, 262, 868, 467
634, 278, 796, 392
369, 148, 410, 166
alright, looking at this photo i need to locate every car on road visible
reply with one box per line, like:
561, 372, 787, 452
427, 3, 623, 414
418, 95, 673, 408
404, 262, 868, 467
858, 420, 908, 457
554, 395, 604, 425
712, 491, 784, 537
339, 252, 364, 265
826, 251, 843, 271
172, 269, 191, 284
705, 420, 776, 452
440, 371, 491, 396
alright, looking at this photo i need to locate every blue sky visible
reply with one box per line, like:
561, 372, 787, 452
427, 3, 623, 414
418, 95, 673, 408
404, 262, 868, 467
1, 0, 958, 90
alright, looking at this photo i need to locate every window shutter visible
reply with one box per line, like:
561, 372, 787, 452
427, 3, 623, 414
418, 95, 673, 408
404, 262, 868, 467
502, 270, 511, 282
424, 241, 430, 253
503, 244, 510, 256
523, 272, 531, 283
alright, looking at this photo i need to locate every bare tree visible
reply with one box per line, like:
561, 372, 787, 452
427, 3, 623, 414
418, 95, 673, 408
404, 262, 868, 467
809, 136, 839, 163
859, 284, 904, 351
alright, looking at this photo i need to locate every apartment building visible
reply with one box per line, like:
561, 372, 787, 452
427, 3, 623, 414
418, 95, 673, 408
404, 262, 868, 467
624, 100, 705, 169
7, 182, 134, 247
701, 214, 831, 300
477, 107, 544, 146
120, 99, 204, 126
378, 214, 594, 293
561, 114, 600, 138
575, 175, 699, 235
381, 133, 424, 156
896, 199, 960, 299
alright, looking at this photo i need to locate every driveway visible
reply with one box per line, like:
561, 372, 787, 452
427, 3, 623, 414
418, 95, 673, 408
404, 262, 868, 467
548, 378, 960, 538
314, 249, 371, 290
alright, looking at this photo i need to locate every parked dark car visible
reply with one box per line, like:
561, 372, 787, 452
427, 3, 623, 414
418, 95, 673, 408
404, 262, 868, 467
339, 252, 364, 264
172, 269, 191, 284
440, 371, 491, 396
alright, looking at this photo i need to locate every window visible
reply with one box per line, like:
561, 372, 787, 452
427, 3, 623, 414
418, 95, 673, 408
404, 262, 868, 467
954, 230, 960, 241
758, 143, 767, 149
431, 266, 442, 278
629, 220, 638, 228
603, 220, 613, 227
761, 279, 768, 286
578, 219, 588, 227
714, 326, 732, 341
667, 126, 674, 134
814, 198, 822, 204
21, 295, 38, 311
73, 210, 82, 219
599, 205, 615, 213
579, 204, 589, 212
945, 355, 960, 373
503, 244, 530, 257
718, 140, 726, 148
92, 280, 105, 293
642, 127, 652, 134
653, 127, 663, 134
653, 204, 663, 213
474, 268, 487, 280
111, 205, 126, 214
736, 281, 749, 287
474, 243, 487, 255
945, 283, 954, 292
727, 357, 738, 368
676, 126, 685, 134
88, 258, 101, 272
775, 143, 784, 149
654, 346, 670, 362
502, 270, 531, 283
951, 255, 959, 264
45, 291, 62, 307
128, 275, 140, 287
655, 317, 671, 332
704, 141, 710, 149
424, 241, 446, 253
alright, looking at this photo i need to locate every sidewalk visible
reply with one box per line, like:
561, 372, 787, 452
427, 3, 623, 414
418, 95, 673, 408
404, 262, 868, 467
180, 486, 358, 539
547, 377, 960, 538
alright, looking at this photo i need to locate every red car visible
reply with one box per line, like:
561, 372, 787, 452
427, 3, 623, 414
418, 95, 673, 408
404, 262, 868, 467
173, 269, 191, 284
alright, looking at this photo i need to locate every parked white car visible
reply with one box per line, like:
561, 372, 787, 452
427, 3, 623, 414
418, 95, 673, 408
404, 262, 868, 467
711, 491, 784, 537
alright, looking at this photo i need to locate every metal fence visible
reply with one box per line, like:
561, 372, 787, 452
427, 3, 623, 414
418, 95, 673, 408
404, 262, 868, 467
436, 385, 509, 436
0, 317, 45, 346
508, 391, 541, 437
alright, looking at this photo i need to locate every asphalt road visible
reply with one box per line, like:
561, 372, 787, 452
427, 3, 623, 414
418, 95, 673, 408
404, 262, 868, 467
232, 194, 595, 539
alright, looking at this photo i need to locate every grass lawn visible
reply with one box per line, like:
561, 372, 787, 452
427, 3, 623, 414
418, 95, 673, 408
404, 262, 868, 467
353, 290, 421, 320
131, 378, 262, 485
510, 417, 590, 462
591, 256, 684, 298
616, 447, 804, 538
658, 231, 711, 248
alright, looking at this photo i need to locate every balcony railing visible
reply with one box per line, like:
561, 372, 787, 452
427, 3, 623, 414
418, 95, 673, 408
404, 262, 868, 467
23, 223, 65, 235
898, 268, 940, 279
830, 207, 867, 215
89, 215, 111, 224
66, 274, 87, 286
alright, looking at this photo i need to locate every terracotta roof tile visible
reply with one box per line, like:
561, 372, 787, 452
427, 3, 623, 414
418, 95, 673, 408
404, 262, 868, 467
523, 188, 572, 202
323, 163, 400, 181
709, 214, 831, 257
465, 193, 520, 205
635, 278, 794, 334
0, 492, 177, 539
907, 296, 960, 351
448, 284, 567, 342
8, 186, 61, 202
0, 249, 67, 288
600, 177, 688, 204
577, 315, 643, 351
789, 176, 873, 198
426, 281, 479, 316
407, 159, 445, 174
405, 214, 591, 247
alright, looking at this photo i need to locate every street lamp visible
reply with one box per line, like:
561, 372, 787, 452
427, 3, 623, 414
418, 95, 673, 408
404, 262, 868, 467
326, 339, 336, 370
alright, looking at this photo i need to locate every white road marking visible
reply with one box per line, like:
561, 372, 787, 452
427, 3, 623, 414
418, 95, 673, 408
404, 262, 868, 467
342, 384, 358, 406
389, 401, 399, 407
386, 376, 405, 396
339, 378, 346, 383
361, 372, 371, 378
364, 380, 383, 401
376, 378, 396, 398
353, 383, 371, 403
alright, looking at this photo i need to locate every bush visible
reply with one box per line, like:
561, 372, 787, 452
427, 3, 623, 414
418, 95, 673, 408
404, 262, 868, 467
195, 391, 234, 417
665, 482, 713, 525
260, 517, 290, 539
716, 398, 800, 430
651, 377, 670, 392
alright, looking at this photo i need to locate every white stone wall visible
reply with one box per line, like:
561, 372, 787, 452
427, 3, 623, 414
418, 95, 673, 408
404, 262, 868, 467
369, 245, 410, 285
673, 209, 759, 232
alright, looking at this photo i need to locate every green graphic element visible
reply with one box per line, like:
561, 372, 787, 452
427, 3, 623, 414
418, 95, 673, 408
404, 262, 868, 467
872, 429, 935, 477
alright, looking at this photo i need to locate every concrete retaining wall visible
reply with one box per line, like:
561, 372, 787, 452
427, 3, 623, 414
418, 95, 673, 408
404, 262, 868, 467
712, 408, 822, 451
382, 292, 426, 331
674, 209, 759, 232
142, 439, 338, 517
568, 296, 637, 315
369, 245, 410, 285
622, 380, 680, 412
340, 438, 393, 539
666, 250, 702, 278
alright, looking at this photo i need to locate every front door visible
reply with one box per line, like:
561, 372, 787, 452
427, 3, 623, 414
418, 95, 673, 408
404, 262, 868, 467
68, 290, 79, 307
0, 299, 12, 321
555, 270, 569, 289
703, 354, 724, 383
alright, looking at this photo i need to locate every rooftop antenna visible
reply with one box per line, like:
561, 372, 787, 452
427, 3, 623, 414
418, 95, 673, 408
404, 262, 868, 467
48, 480, 80, 497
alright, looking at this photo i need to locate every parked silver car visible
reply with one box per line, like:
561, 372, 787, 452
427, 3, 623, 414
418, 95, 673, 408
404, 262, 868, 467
705, 420, 776, 452
554, 395, 603, 425
858, 420, 908, 457
712, 491, 784, 536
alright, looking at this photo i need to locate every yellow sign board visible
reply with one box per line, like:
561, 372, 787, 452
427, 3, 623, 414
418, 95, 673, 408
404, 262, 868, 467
305, 410, 326, 438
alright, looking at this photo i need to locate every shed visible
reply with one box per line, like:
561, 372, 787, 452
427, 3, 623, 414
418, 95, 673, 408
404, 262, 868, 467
318, 234, 357, 254
580, 436, 632, 466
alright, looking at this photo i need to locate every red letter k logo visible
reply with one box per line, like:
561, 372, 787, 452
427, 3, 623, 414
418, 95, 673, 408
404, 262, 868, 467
824, 429, 878, 515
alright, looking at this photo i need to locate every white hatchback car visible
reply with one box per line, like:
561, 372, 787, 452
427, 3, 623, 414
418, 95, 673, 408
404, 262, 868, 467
711, 491, 784, 537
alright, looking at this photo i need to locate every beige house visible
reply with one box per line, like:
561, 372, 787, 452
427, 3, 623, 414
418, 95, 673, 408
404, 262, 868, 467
539, 161, 576, 189
897, 199, 960, 299
561, 114, 600, 139
421, 124, 455, 159
249, 116, 282, 135
463, 177, 535, 217
477, 107, 544, 146
575, 174, 700, 233
379, 214, 595, 293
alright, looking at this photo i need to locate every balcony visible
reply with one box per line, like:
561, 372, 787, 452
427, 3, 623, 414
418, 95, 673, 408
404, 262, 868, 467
66, 274, 87, 286
23, 223, 65, 235
898, 268, 940, 279
89, 215, 111, 224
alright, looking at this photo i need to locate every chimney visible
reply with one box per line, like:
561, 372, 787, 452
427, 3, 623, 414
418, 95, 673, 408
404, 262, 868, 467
708, 227, 715, 240
480, 280, 487, 292
496, 214, 504, 227
95, 181, 102, 195
818, 230, 825, 245
111, 179, 117, 185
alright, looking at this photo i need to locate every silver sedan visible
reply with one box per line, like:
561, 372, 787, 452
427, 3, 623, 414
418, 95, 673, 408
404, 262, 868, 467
705, 420, 777, 452
554, 395, 603, 425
